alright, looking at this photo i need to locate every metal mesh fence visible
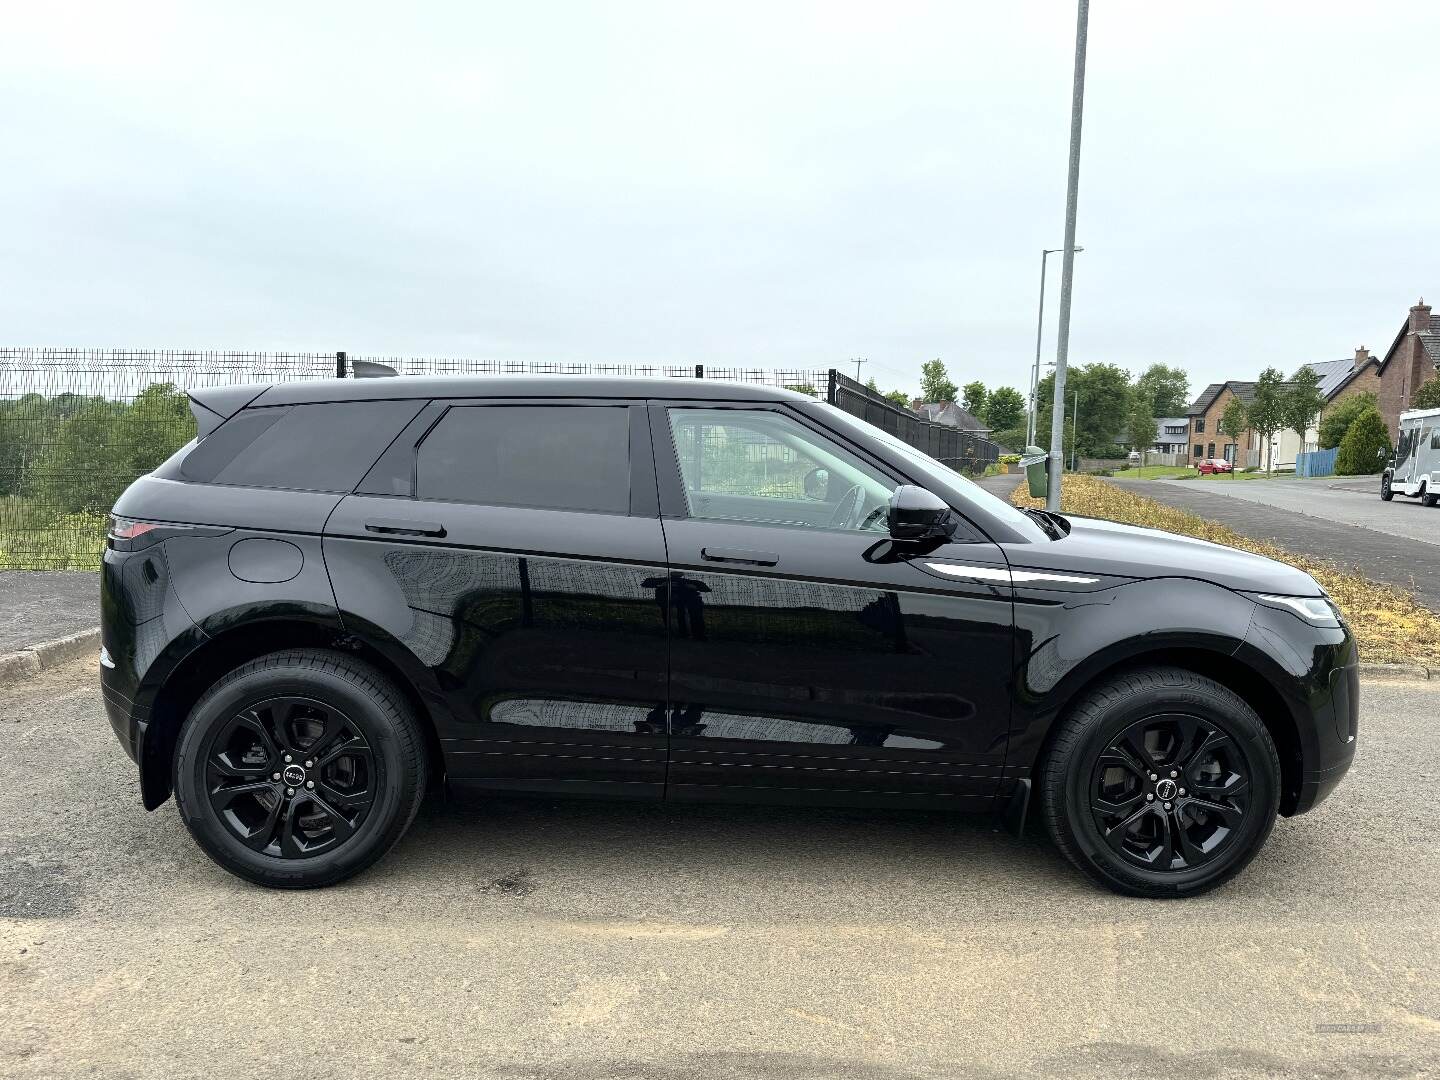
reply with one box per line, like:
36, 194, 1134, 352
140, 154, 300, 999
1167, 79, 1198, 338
0, 349, 993, 570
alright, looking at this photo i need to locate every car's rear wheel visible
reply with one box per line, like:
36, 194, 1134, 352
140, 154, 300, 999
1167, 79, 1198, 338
1040, 666, 1280, 898
174, 649, 426, 888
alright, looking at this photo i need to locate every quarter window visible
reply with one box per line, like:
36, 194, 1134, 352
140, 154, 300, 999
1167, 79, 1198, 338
416, 405, 630, 513
666, 408, 893, 532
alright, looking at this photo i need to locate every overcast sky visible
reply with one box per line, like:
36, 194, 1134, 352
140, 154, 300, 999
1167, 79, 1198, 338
4, 2, 1438, 401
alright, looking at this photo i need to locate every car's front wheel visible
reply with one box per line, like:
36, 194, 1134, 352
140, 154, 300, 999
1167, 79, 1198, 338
1040, 666, 1280, 898
1381, 473, 1394, 501
174, 649, 426, 888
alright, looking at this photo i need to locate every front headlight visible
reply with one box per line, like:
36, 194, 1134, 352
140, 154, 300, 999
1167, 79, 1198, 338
1250, 592, 1343, 628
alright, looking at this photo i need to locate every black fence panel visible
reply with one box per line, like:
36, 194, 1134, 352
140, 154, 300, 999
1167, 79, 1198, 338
826, 371, 998, 476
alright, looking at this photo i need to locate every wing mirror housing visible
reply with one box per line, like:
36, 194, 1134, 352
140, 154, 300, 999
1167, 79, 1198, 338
887, 485, 958, 541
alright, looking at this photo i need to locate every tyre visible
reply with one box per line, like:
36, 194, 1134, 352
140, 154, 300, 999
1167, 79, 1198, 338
1423, 485, 1439, 508
1381, 474, 1394, 501
174, 649, 426, 888
1039, 666, 1280, 898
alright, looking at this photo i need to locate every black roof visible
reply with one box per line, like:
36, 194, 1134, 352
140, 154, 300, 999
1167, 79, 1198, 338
195, 375, 812, 416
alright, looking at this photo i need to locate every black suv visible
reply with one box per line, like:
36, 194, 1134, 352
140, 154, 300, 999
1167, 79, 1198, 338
102, 377, 1358, 896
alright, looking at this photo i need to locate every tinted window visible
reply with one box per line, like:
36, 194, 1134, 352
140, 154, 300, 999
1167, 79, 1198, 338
416, 405, 630, 513
192, 400, 423, 492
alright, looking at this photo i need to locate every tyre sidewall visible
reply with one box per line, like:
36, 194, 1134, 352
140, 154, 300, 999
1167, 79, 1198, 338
175, 661, 413, 887
1060, 682, 1279, 896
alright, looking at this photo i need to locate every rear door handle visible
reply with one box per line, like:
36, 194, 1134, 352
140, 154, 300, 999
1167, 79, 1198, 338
365, 518, 447, 538
701, 547, 779, 566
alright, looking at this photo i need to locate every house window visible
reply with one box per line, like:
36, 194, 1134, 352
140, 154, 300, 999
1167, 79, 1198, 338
1208, 442, 1216, 458
1194, 418, 1205, 433
1194, 443, 1203, 459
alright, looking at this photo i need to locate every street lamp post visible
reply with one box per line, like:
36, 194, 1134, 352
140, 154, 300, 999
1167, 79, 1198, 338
1027, 246, 1083, 447
1069, 390, 1080, 471
1045, 0, 1091, 512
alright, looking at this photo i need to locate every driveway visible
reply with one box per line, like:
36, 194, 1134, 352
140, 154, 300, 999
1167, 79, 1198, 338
2, 658, 1436, 1079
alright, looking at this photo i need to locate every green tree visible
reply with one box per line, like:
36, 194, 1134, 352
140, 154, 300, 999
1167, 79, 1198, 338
866, 377, 911, 409
1284, 366, 1326, 445
1335, 406, 1392, 476
1134, 363, 1191, 416
1247, 367, 1288, 474
1033, 363, 1133, 458
985, 387, 1025, 432
1411, 377, 1440, 410
1317, 391, 1379, 450
1126, 394, 1157, 451
1218, 397, 1248, 472
919, 359, 958, 403
961, 381, 988, 418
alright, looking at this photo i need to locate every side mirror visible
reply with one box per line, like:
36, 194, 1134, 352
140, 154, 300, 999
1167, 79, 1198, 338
802, 466, 830, 501
887, 485, 958, 541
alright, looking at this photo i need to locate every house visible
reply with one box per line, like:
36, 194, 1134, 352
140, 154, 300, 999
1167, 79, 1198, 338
909, 401, 992, 434
1316, 299, 1440, 442
1153, 417, 1189, 455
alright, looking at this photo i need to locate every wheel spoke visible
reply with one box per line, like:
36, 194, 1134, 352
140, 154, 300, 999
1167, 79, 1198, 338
1098, 743, 1150, 782
239, 793, 284, 852
306, 793, 356, 842
1182, 795, 1244, 826
1181, 727, 1232, 774
1169, 808, 1205, 867
315, 737, 371, 773
210, 779, 274, 810
1090, 790, 1144, 818
1152, 806, 1176, 868
1191, 773, 1249, 801
319, 774, 374, 812
1100, 803, 1153, 856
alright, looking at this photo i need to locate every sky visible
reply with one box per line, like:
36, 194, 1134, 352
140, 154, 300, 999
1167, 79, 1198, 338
3, 1, 1438, 404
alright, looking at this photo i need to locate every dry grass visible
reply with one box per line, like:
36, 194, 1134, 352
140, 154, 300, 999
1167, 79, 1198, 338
1012, 473, 1440, 666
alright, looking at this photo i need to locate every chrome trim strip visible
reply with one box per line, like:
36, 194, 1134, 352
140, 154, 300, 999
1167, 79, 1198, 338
923, 563, 1100, 586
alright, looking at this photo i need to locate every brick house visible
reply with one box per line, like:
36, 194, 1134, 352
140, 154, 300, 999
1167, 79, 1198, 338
1329, 299, 1440, 442
1187, 383, 1258, 466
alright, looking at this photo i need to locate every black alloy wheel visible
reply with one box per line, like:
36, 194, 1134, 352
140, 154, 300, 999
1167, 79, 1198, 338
175, 650, 426, 888
1089, 713, 1250, 873
205, 697, 377, 859
1040, 666, 1280, 898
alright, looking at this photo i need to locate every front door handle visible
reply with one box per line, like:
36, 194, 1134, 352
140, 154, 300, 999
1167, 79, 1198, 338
365, 518, 447, 538
701, 547, 779, 566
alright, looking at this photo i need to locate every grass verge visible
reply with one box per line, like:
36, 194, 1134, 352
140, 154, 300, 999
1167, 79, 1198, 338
1012, 473, 1440, 666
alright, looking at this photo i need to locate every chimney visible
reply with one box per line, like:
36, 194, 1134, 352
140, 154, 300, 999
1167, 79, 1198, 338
1354, 346, 1370, 365
1410, 298, 1432, 332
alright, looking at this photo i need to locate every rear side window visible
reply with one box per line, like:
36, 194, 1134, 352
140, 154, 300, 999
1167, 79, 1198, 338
416, 405, 630, 513
181, 400, 423, 492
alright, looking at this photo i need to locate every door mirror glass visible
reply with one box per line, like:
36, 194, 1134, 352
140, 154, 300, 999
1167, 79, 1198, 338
802, 466, 830, 501
888, 485, 957, 541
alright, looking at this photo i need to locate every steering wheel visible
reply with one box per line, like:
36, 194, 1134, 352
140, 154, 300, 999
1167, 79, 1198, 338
827, 484, 866, 530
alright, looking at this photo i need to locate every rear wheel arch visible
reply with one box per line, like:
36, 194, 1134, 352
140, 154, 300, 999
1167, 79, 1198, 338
1032, 647, 1303, 815
143, 621, 443, 810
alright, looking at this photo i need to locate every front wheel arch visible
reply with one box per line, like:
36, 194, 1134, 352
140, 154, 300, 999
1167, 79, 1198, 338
1030, 647, 1303, 816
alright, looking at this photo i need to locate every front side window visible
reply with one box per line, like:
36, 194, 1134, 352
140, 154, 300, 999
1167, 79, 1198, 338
666, 408, 892, 532
416, 405, 630, 513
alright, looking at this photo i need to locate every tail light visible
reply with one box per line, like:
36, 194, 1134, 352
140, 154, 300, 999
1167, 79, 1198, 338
107, 516, 165, 551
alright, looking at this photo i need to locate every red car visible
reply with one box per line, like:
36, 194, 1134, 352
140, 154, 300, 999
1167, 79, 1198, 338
1196, 458, 1235, 475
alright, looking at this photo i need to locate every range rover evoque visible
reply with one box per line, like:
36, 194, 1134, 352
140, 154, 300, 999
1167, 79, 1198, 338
101, 377, 1358, 897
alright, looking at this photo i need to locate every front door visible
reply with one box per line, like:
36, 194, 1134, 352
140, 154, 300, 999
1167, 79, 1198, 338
324, 399, 671, 798
651, 403, 1015, 810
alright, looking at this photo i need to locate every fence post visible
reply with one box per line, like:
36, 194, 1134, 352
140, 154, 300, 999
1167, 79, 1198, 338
826, 369, 839, 405
694, 364, 704, 378
336, 351, 348, 379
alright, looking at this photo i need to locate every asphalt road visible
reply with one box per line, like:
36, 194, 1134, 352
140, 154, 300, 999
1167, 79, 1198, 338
2, 658, 1437, 1079
0, 572, 98, 653
1104, 478, 1440, 611
1147, 474, 1439, 546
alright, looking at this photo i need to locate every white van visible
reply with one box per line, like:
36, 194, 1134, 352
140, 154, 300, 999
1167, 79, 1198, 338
1382, 407, 1440, 506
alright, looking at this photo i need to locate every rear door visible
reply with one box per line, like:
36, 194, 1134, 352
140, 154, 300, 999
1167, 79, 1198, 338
651, 401, 1015, 810
323, 398, 671, 798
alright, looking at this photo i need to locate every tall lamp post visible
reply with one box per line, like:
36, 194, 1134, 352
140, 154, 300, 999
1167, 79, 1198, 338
1027, 246, 1083, 447
1046, 0, 1091, 511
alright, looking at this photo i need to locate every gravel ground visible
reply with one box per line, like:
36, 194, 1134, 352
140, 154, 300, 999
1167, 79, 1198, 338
1, 658, 1436, 1079
0, 572, 99, 653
